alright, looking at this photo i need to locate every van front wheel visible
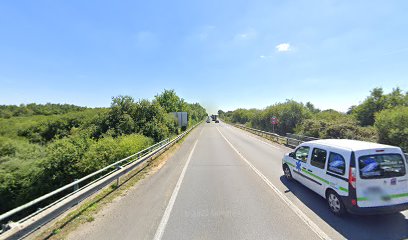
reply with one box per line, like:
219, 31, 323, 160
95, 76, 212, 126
327, 191, 346, 216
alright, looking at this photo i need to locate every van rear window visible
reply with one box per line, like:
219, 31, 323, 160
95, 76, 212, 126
358, 154, 406, 179
327, 152, 345, 175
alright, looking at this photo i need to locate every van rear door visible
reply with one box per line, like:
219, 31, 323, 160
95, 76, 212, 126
355, 150, 408, 208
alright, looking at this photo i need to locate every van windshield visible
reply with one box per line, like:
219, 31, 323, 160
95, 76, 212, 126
358, 154, 406, 179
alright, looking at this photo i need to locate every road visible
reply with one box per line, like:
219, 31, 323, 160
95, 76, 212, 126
67, 122, 408, 240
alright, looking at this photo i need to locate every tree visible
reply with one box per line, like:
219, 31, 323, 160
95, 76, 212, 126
352, 87, 408, 126
106, 96, 137, 136
154, 89, 182, 113
375, 106, 408, 151
305, 102, 320, 114
352, 88, 386, 126
384, 87, 406, 108
133, 100, 175, 141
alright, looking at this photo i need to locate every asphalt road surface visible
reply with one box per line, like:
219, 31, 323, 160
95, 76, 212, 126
67, 122, 408, 240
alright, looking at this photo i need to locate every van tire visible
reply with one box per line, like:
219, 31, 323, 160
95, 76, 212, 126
326, 190, 346, 216
283, 164, 293, 180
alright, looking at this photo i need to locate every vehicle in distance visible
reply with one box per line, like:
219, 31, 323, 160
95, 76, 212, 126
282, 139, 408, 216
215, 119, 219, 123
206, 118, 211, 123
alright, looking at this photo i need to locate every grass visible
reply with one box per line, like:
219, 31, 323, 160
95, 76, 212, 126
32, 132, 190, 240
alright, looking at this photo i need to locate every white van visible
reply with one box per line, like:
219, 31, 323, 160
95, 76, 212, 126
282, 139, 408, 216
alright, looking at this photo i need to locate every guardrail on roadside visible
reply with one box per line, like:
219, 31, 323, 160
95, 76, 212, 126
0, 121, 202, 239
286, 133, 319, 142
234, 124, 408, 161
234, 124, 304, 148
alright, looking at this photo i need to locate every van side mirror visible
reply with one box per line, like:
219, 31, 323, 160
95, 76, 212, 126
289, 152, 295, 158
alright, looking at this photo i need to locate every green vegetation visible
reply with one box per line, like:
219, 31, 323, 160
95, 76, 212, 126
219, 87, 408, 151
0, 103, 86, 118
34, 136, 186, 240
0, 90, 207, 216
352, 87, 407, 126
375, 106, 408, 151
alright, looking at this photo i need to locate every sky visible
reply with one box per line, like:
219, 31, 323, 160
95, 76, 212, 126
0, 0, 408, 114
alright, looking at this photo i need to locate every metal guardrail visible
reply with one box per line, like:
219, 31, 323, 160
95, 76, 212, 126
234, 124, 408, 161
0, 121, 202, 239
234, 124, 304, 148
286, 133, 319, 142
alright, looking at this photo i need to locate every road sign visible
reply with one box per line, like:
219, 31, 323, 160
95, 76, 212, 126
271, 116, 278, 125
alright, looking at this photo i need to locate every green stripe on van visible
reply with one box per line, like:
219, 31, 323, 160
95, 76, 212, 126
284, 161, 349, 193
339, 187, 349, 193
302, 169, 330, 184
358, 193, 408, 202
390, 192, 408, 199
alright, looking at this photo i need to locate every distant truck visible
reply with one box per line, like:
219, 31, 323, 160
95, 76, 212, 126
211, 115, 218, 121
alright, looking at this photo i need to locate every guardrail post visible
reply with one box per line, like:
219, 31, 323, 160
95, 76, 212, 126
115, 164, 121, 186
73, 179, 78, 192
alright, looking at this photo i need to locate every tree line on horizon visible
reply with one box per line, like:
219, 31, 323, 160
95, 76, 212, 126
0, 90, 207, 216
218, 87, 408, 152
0, 103, 87, 118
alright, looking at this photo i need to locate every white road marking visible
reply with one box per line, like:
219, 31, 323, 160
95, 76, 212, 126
216, 127, 331, 240
153, 139, 199, 240
199, 127, 204, 136
223, 123, 281, 149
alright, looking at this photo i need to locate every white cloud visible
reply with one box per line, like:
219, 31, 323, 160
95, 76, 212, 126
259, 55, 272, 59
276, 43, 291, 52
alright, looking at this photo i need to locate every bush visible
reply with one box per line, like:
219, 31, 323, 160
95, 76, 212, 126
375, 106, 408, 151
0, 137, 17, 157
251, 100, 312, 135
40, 135, 94, 185
18, 109, 104, 144
0, 165, 41, 213
352, 87, 407, 126
78, 134, 153, 174
295, 111, 378, 142
0, 103, 86, 118
230, 109, 258, 124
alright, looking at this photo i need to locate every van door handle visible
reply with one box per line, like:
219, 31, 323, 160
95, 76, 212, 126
307, 169, 313, 172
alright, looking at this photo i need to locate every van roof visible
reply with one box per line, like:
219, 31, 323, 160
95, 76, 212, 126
306, 139, 400, 152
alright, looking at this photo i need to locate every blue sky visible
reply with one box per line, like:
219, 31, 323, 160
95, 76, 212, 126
1, 0, 407, 114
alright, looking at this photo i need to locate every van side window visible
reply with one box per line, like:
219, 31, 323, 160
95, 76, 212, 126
311, 148, 327, 169
295, 146, 310, 162
327, 152, 346, 175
